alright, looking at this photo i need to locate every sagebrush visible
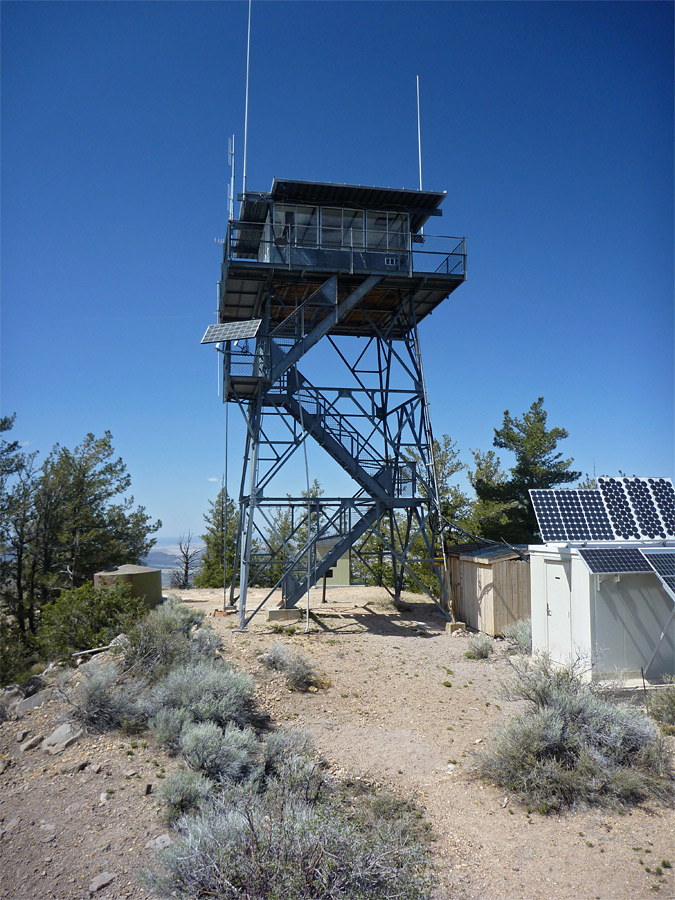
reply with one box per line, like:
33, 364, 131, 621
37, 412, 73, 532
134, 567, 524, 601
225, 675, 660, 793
466, 633, 494, 660
476, 653, 673, 811
501, 618, 532, 655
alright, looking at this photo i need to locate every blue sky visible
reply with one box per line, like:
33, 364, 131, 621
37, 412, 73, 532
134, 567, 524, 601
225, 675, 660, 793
2, 1, 673, 543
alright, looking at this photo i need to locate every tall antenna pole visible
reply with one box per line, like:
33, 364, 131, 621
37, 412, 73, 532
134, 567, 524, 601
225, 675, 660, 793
416, 75, 423, 191
228, 135, 236, 221
242, 0, 252, 199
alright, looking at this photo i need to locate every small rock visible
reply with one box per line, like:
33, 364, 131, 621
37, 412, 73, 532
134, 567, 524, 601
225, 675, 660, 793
145, 834, 172, 850
0, 759, 9, 776
14, 691, 49, 718
19, 734, 43, 753
61, 759, 89, 774
16, 728, 29, 743
123, 769, 136, 778
99, 792, 109, 804
42, 723, 82, 755
473, 738, 483, 745
22, 675, 46, 697
89, 872, 116, 895
92, 763, 103, 774
144, 784, 152, 795
0, 816, 20, 841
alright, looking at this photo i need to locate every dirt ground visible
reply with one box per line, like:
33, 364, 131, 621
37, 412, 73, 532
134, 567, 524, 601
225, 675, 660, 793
1, 585, 674, 900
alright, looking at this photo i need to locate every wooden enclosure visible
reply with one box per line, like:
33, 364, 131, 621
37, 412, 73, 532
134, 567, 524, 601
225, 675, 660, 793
443, 544, 530, 635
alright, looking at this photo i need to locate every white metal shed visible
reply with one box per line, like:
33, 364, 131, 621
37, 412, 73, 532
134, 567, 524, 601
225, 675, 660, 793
529, 544, 675, 680
528, 477, 675, 682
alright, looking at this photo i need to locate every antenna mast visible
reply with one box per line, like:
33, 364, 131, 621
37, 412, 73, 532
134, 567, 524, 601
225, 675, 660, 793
416, 75, 423, 191
228, 135, 236, 221
242, 0, 252, 199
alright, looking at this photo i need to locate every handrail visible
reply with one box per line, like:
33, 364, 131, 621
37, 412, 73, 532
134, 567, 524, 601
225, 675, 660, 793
225, 220, 466, 278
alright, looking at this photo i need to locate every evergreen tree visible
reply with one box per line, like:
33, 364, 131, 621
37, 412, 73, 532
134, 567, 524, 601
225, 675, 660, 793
194, 484, 239, 589
463, 449, 515, 541
473, 398, 580, 543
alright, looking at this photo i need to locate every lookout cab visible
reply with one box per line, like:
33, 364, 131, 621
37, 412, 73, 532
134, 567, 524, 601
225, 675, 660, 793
204, 178, 466, 625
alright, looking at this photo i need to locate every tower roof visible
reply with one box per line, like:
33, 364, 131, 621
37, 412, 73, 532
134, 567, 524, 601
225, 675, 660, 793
240, 178, 446, 234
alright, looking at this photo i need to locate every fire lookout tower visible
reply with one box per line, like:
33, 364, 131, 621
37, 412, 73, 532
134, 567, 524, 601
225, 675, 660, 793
203, 178, 466, 625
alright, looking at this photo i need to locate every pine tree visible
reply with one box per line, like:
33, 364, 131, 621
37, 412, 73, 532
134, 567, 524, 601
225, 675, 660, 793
194, 484, 239, 589
473, 398, 580, 543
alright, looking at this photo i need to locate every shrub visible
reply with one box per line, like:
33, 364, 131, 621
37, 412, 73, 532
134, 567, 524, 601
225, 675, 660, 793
284, 653, 316, 691
39, 581, 146, 662
647, 677, 675, 728
67, 663, 145, 733
149, 707, 194, 753
151, 781, 432, 900
476, 653, 673, 811
258, 642, 290, 671
190, 626, 222, 659
180, 722, 258, 781
161, 769, 214, 824
261, 727, 321, 796
148, 660, 254, 728
502, 618, 532, 655
155, 595, 205, 634
259, 642, 317, 691
121, 615, 192, 681
465, 633, 494, 660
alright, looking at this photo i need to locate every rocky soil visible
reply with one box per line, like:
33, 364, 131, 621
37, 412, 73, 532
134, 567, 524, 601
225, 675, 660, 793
1, 585, 673, 900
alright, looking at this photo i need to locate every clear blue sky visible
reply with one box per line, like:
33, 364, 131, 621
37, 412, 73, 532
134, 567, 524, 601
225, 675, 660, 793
2, 1, 673, 543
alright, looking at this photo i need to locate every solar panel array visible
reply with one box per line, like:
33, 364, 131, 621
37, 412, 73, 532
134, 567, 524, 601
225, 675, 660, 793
641, 550, 675, 593
201, 319, 262, 344
578, 547, 652, 574
530, 477, 675, 543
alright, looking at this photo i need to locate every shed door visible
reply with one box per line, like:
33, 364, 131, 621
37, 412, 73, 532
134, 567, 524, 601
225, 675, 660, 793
545, 560, 572, 662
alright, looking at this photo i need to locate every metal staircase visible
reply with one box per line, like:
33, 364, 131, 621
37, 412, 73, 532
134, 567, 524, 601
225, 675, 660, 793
206, 178, 466, 626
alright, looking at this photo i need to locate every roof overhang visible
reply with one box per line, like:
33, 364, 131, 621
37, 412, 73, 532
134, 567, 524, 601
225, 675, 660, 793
239, 178, 447, 234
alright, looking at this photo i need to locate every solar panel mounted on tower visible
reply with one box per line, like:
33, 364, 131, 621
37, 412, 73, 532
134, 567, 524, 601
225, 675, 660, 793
201, 320, 262, 344
578, 547, 652, 574
597, 477, 641, 540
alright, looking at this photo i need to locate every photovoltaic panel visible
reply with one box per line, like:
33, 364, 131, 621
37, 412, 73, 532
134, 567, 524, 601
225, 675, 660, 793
555, 490, 588, 540
649, 478, 675, 537
531, 489, 618, 543
641, 550, 675, 594
578, 547, 652, 574
577, 490, 614, 540
201, 320, 262, 344
530, 490, 568, 541
597, 477, 641, 540
598, 476, 675, 541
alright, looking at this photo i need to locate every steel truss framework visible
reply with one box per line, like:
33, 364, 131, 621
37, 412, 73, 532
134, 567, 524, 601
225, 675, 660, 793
219, 271, 453, 628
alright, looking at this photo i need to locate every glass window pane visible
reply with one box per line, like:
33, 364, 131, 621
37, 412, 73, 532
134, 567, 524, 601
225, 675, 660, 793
295, 206, 317, 244
322, 208, 342, 248
342, 210, 364, 248
367, 211, 387, 250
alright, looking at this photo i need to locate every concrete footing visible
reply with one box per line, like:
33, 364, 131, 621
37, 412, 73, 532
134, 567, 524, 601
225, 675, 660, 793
445, 621, 466, 634
267, 608, 302, 623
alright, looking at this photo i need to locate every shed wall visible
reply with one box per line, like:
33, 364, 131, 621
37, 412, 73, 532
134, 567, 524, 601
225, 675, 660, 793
450, 557, 530, 635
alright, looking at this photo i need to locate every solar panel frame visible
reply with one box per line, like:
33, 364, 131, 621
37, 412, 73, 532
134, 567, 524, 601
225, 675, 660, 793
201, 320, 262, 344
578, 547, 652, 574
